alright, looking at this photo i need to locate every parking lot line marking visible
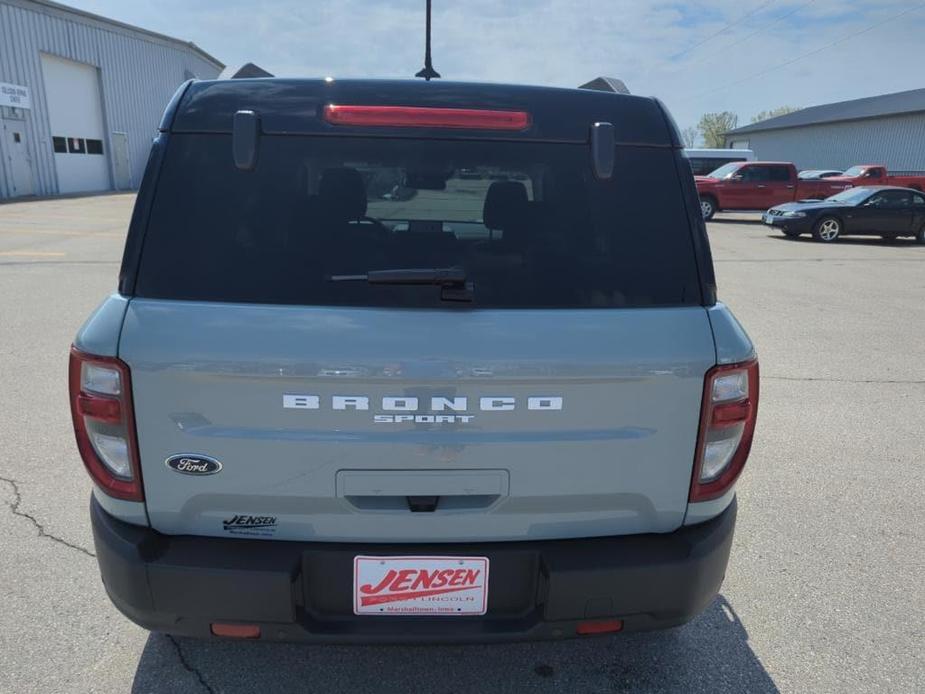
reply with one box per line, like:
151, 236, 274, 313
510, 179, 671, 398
0, 227, 123, 238
0, 250, 67, 257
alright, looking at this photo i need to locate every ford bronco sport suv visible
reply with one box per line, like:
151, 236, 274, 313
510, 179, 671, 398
69, 78, 758, 642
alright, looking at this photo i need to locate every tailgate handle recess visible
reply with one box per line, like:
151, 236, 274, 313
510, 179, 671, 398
337, 470, 509, 513
406, 496, 440, 513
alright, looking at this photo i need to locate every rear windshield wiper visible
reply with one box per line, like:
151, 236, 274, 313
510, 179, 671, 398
331, 267, 466, 285
330, 267, 473, 301
331, 267, 466, 287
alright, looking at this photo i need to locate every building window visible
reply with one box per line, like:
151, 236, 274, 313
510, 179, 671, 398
53, 136, 67, 153
68, 137, 86, 154
86, 139, 104, 155
13, 132, 21, 143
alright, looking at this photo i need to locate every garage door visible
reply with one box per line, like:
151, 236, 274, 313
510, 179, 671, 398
40, 54, 109, 194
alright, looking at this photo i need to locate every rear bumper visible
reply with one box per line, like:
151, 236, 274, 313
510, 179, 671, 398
91, 496, 736, 643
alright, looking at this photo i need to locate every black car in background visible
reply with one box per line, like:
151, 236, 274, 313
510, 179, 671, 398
763, 186, 925, 243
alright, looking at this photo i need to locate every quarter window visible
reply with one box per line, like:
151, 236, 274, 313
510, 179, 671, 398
880, 191, 911, 208
869, 191, 911, 209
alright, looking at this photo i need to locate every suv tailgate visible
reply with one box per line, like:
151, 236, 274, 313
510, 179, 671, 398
121, 302, 714, 542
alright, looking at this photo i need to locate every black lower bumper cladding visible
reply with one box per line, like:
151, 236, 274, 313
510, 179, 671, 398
91, 497, 736, 643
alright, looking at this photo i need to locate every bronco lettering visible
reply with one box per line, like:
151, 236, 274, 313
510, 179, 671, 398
284, 395, 563, 412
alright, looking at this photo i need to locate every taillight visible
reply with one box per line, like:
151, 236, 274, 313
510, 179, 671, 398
323, 104, 531, 131
690, 359, 759, 502
68, 347, 143, 501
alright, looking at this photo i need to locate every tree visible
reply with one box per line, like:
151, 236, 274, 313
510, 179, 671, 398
680, 125, 699, 148
751, 106, 800, 124
697, 111, 738, 149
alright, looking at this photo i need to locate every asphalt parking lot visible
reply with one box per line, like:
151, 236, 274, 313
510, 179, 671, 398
0, 195, 922, 693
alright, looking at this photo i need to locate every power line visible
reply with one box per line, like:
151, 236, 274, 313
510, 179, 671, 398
671, 0, 778, 60
681, 1, 925, 103
686, 0, 817, 68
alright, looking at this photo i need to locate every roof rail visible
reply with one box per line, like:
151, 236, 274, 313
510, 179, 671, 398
579, 77, 630, 95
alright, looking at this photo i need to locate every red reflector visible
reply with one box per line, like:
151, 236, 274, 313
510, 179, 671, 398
210, 623, 261, 639
711, 399, 752, 428
76, 392, 122, 423
576, 619, 624, 635
323, 104, 531, 131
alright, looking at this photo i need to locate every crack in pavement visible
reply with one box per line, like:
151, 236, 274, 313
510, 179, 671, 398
167, 635, 216, 694
764, 376, 925, 385
0, 476, 96, 558
2, 478, 214, 693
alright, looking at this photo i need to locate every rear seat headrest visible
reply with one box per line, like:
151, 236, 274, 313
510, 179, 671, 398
483, 181, 528, 230
318, 167, 367, 221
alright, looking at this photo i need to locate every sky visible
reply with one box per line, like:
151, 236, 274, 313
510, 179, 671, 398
66, 0, 925, 140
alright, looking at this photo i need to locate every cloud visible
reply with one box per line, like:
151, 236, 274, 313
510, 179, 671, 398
66, 0, 925, 128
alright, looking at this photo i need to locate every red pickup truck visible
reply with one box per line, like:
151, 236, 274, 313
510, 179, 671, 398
696, 161, 849, 220
821, 164, 925, 191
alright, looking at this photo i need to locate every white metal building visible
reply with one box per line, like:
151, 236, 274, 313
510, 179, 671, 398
723, 88, 925, 172
0, 0, 223, 200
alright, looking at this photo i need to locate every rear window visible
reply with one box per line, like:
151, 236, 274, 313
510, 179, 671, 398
768, 166, 791, 182
134, 134, 701, 308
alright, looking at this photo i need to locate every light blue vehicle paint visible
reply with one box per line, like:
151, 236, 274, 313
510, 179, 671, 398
74, 295, 149, 526
72, 294, 129, 357
116, 301, 718, 542
706, 303, 756, 365
92, 486, 148, 526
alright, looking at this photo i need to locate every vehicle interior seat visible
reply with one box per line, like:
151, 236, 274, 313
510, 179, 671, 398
312, 167, 388, 274
480, 181, 530, 251
316, 167, 377, 229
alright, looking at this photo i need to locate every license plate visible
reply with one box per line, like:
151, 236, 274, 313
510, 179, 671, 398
763, 213, 773, 223
353, 556, 489, 616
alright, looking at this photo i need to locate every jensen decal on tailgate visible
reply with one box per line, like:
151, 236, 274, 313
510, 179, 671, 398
353, 556, 489, 616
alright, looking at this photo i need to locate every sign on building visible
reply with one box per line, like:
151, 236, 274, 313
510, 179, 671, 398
0, 83, 31, 109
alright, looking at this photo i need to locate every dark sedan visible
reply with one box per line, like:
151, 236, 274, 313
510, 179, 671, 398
763, 186, 925, 243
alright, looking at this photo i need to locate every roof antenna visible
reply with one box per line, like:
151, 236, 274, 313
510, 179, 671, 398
415, 0, 440, 81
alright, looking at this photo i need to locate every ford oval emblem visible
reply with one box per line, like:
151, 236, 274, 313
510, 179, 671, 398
165, 454, 223, 476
